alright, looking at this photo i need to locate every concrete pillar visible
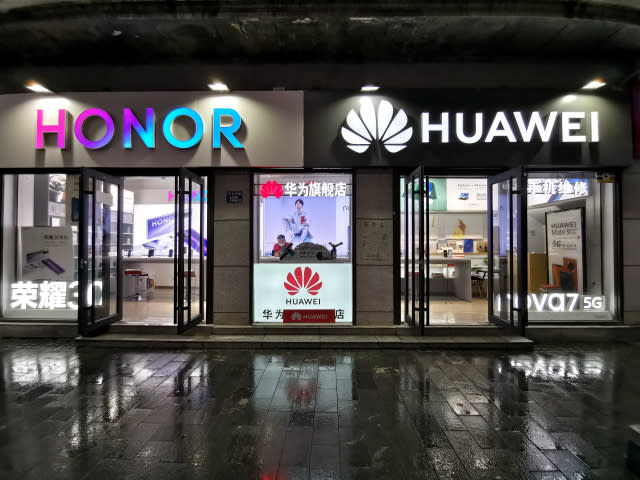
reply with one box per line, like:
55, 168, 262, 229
213, 170, 251, 325
354, 168, 394, 325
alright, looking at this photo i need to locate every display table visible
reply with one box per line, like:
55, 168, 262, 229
123, 257, 205, 288
428, 257, 472, 302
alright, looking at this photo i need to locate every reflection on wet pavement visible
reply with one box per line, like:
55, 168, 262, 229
0, 340, 639, 479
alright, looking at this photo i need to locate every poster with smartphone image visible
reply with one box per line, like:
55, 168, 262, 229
546, 208, 584, 294
20, 227, 74, 281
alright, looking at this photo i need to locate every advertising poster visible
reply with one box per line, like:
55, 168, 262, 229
427, 178, 447, 211
262, 196, 349, 256
259, 175, 351, 258
20, 227, 74, 281
253, 263, 352, 323
446, 178, 488, 211
133, 204, 204, 255
546, 208, 584, 293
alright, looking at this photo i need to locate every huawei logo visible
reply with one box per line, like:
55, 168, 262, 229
341, 98, 413, 154
260, 180, 284, 199
284, 267, 322, 296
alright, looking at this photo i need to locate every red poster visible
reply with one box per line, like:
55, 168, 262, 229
283, 309, 336, 323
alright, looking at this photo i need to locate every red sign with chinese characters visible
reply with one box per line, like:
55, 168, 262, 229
283, 309, 336, 323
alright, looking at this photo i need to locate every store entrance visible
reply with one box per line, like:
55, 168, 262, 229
401, 172, 491, 330
78, 168, 205, 335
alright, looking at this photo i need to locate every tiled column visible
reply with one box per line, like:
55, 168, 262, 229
623, 162, 640, 325
213, 170, 251, 325
354, 169, 394, 325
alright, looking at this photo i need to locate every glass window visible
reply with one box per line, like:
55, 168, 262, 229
252, 173, 352, 324
2, 174, 80, 320
526, 171, 618, 321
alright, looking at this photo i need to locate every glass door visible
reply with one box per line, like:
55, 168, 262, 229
404, 166, 428, 335
78, 169, 123, 336
488, 168, 527, 335
174, 168, 204, 333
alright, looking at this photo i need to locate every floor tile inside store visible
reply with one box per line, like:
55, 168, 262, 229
1, 340, 639, 480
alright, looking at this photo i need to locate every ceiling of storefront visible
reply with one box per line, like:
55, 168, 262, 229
0, 1, 639, 92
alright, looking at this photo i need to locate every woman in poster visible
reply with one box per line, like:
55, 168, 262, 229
282, 199, 312, 243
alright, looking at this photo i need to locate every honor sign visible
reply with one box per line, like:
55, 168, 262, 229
35, 107, 244, 150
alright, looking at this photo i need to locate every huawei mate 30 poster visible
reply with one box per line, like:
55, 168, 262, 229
546, 208, 584, 294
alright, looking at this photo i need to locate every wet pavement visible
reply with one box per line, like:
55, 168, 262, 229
1, 340, 639, 480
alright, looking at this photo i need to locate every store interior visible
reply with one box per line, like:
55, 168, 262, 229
401, 177, 490, 325
401, 172, 618, 326
1, 174, 205, 325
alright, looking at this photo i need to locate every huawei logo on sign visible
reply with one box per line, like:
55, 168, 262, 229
260, 180, 284, 199
341, 98, 413, 154
284, 267, 322, 296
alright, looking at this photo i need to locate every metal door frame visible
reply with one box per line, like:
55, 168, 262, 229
174, 168, 205, 333
78, 168, 123, 336
487, 167, 527, 335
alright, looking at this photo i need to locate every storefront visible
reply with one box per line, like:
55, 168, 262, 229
304, 90, 629, 335
0, 88, 632, 337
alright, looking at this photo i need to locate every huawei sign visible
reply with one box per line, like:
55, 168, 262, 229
341, 98, 413, 154
260, 180, 284, 199
284, 267, 322, 296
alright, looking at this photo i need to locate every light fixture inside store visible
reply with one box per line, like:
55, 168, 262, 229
208, 82, 230, 93
581, 79, 606, 90
25, 81, 53, 93
361, 84, 380, 92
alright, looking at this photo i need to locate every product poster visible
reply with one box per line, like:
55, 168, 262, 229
446, 178, 488, 211
546, 208, 584, 293
253, 263, 352, 323
133, 204, 204, 255
427, 178, 447, 211
20, 227, 74, 282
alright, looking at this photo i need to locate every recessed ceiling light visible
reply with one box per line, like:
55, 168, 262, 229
361, 84, 380, 92
208, 82, 230, 93
25, 81, 52, 93
582, 79, 606, 90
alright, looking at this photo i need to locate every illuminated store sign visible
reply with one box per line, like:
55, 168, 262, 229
527, 178, 589, 206
260, 180, 348, 199
254, 264, 352, 323
10, 281, 103, 310
341, 98, 600, 154
495, 293, 605, 313
35, 107, 244, 150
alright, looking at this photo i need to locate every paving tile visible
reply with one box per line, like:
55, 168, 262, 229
2, 340, 640, 480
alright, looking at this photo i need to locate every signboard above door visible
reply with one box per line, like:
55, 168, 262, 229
304, 91, 632, 169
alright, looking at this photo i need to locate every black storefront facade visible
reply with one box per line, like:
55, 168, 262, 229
0, 88, 635, 340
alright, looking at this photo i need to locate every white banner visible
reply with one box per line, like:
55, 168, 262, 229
546, 209, 584, 293
445, 178, 487, 211
253, 263, 352, 323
